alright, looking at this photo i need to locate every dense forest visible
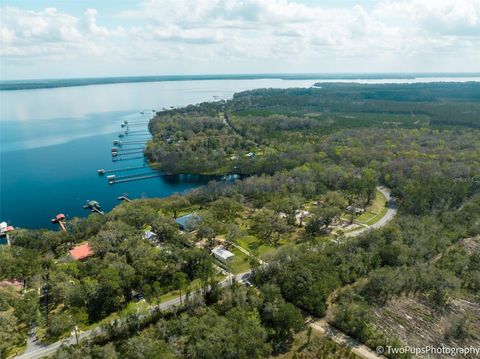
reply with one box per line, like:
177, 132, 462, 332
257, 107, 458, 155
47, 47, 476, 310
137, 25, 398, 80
1, 82, 479, 358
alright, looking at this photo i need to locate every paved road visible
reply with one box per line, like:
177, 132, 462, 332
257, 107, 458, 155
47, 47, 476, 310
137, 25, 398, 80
309, 319, 385, 359
16, 272, 251, 359
345, 186, 397, 238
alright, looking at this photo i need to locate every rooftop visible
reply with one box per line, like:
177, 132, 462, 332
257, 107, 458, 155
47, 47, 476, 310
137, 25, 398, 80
69, 243, 94, 261
143, 230, 156, 240
0, 279, 23, 291
175, 212, 201, 231
212, 246, 235, 261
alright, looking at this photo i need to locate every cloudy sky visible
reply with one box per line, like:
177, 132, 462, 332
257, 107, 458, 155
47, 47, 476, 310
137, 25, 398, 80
1, 0, 479, 80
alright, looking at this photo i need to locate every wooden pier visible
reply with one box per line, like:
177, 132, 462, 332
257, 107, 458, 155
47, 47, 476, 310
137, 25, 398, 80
113, 140, 148, 146
118, 195, 132, 202
107, 171, 156, 182
98, 165, 146, 175
112, 156, 146, 162
109, 173, 163, 184
112, 147, 145, 152
124, 125, 148, 128
51, 214, 67, 232
112, 150, 144, 157
83, 201, 104, 215
124, 133, 152, 137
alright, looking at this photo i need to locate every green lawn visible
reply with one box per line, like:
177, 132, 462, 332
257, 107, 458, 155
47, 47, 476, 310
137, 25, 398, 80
355, 211, 377, 223
364, 207, 388, 225
237, 235, 273, 257
356, 189, 388, 225
368, 189, 387, 213
229, 248, 252, 274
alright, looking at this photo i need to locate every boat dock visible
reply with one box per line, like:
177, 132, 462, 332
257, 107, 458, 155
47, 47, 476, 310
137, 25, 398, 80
112, 150, 144, 157
122, 122, 149, 128
123, 133, 152, 137
112, 147, 145, 152
107, 171, 156, 181
109, 173, 163, 184
112, 156, 146, 162
114, 140, 148, 146
83, 200, 104, 215
98, 165, 147, 175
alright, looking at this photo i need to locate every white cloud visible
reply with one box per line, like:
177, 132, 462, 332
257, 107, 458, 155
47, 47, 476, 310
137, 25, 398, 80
0, 6, 123, 59
1, 0, 479, 79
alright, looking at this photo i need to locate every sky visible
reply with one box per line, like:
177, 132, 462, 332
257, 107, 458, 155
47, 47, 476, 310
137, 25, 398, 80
1, 0, 479, 80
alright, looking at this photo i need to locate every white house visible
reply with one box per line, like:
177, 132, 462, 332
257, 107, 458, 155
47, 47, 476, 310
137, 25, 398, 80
212, 246, 235, 263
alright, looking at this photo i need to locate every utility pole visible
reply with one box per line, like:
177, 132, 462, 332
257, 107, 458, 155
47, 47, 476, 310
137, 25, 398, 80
74, 325, 79, 345
44, 270, 50, 330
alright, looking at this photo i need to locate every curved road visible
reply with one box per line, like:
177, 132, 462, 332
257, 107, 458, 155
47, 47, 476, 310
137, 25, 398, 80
345, 186, 397, 238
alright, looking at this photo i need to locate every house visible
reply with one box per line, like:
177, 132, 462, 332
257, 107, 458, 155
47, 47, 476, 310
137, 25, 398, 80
143, 230, 156, 241
346, 206, 365, 215
175, 213, 202, 232
69, 243, 94, 261
245, 152, 255, 158
143, 230, 159, 246
0, 279, 24, 292
212, 246, 235, 263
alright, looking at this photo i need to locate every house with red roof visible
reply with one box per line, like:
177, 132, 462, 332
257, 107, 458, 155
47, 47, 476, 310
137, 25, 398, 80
69, 243, 93, 261
0, 279, 24, 292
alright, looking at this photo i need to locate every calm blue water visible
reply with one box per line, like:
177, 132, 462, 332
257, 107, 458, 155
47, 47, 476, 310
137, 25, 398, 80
0, 79, 321, 229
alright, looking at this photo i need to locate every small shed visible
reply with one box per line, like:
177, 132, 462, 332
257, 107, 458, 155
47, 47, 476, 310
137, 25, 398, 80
175, 213, 202, 232
143, 230, 156, 240
212, 246, 235, 263
69, 243, 94, 261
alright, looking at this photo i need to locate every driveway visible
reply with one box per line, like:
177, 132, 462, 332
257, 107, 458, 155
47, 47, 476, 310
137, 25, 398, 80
345, 186, 397, 238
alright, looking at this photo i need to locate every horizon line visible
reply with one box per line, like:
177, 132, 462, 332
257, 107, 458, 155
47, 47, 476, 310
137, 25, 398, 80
2, 71, 480, 83
1, 72, 479, 91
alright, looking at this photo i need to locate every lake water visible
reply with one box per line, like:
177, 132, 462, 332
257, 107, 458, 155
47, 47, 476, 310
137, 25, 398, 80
0, 78, 323, 229
1, 76, 479, 229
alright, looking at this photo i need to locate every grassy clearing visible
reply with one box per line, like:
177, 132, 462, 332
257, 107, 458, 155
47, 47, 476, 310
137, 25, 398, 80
158, 278, 203, 303
236, 235, 278, 259
368, 189, 387, 213
356, 189, 388, 225
355, 211, 377, 223
364, 207, 388, 225
229, 248, 252, 274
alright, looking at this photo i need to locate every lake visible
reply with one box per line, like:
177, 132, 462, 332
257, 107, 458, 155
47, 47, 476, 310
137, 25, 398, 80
0, 78, 323, 229
1, 76, 479, 229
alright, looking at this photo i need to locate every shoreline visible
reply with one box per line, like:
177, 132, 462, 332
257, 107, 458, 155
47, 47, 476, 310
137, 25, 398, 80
2, 73, 479, 91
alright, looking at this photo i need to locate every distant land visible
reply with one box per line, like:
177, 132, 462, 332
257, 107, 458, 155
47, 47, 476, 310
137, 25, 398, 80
1, 73, 479, 91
